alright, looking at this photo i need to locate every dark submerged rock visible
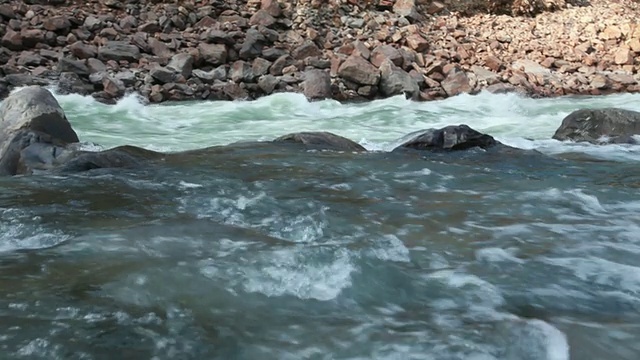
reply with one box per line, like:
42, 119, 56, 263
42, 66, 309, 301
552, 108, 640, 144
273, 131, 367, 152
393, 125, 499, 152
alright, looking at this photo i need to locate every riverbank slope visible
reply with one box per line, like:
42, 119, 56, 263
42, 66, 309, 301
0, 0, 638, 103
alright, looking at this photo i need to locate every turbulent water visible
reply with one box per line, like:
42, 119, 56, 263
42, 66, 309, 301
1, 90, 640, 360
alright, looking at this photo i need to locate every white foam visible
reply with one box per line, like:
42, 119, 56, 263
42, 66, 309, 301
242, 248, 354, 301
25, 85, 640, 158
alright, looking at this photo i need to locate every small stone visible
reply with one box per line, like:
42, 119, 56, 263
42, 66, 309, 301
405, 33, 429, 52
303, 69, 331, 100
338, 55, 380, 86
614, 48, 633, 65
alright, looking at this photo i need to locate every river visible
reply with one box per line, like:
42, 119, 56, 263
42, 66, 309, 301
1, 90, 639, 359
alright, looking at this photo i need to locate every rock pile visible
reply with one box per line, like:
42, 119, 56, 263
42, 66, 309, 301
0, 0, 638, 103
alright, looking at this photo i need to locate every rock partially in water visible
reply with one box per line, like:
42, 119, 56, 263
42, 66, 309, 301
393, 125, 499, 152
58, 145, 165, 173
552, 108, 640, 144
0, 86, 80, 175
273, 131, 367, 152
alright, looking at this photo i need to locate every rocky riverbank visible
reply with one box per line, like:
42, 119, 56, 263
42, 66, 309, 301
0, 0, 639, 104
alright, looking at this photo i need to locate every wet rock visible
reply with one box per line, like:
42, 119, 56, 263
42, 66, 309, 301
98, 41, 141, 62
303, 69, 331, 101
552, 108, 640, 144
258, 74, 279, 93
102, 76, 126, 98
441, 68, 472, 96
338, 56, 380, 86
273, 132, 367, 151
394, 125, 499, 152
0, 86, 79, 175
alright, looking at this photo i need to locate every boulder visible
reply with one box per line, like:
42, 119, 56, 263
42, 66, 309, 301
552, 108, 640, 144
338, 56, 380, 86
379, 60, 419, 99
393, 125, 499, 152
273, 132, 367, 152
0, 86, 79, 175
98, 41, 141, 62
302, 69, 331, 100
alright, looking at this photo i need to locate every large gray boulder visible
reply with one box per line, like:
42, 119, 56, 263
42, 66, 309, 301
0, 86, 79, 175
393, 125, 499, 152
552, 108, 640, 144
273, 132, 367, 152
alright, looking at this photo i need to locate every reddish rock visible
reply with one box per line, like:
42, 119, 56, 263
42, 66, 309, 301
303, 69, 331, 100
2, 28, 23, 51
338, 56, 380, 85
405, 33, 429, 52
148, 37, 172, 58
69, 41, 96, 59
484, 55, 502, 71
43, 16, 71, 33
427, 1, 446, 14
292, 41, 322, 60
230, 60, 256, 83
252, 57, 272, 76
441, 68, 472, 96
393, 0, 421, 22
370, 45, 403, 68
249, 10, 276, 27
614, 48, 633, 65
590, 74, 609, 89
198, 43, 227, 65
261, 0, 282, 17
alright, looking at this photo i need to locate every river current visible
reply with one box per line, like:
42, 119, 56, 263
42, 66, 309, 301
1, 90, 640, 360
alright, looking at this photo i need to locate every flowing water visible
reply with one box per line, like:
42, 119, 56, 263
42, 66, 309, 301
1, 90, 640, 360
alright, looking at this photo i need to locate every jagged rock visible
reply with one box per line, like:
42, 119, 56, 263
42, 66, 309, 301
43, 16, 71, 33
249, 10, 276, 27
150, 66, 177, 84
441, 68, 472, 96
198, 43, 227, 65
102, 76, 126, 98
2, 28, 23, 51
261, 0, 282, 17
258, 74, 279, 93
98, 41, 141, 62
303, 69, 331, 100
57, 58, 90, 76
230, 60, 255, 83
148, 37, 172, 58
69, 41, 97, 59
552, 108, 640, 144
394, 125, 499, 152
379, 60, 419, 99
273, 132, 367, 151
393, 0, 421, 22
292, 41, 322, 60
338, 56, 380, 86
167, 53, 194, 78
193, 67, 227, 83
370, 45, 403, 68
252, 57, 272, 77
